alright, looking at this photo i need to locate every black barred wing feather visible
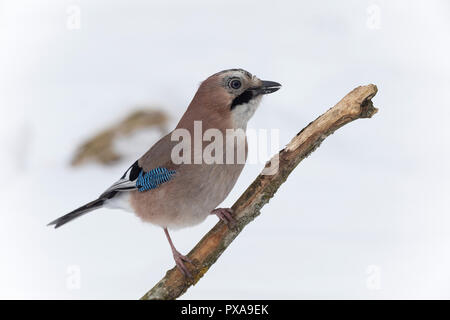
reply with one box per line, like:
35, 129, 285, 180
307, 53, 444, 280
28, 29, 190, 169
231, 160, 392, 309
100, 161, 176, 198
136, 167, 176, 192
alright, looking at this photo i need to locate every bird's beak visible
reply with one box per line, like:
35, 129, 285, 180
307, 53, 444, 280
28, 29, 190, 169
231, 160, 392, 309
257, 80, 282, 95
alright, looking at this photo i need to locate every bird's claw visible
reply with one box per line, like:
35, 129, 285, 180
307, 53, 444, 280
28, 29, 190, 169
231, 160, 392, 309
211, 208, 237, 228
173, 250, 194, 278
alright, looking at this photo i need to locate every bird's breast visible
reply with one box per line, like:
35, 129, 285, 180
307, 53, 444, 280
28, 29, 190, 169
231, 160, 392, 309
129, 161, 245, 229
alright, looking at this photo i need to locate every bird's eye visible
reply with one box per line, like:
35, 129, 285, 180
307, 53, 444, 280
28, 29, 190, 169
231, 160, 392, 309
229, 79, 242, 90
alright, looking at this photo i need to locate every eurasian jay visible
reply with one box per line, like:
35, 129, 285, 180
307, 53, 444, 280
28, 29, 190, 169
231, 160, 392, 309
48, 69, 281, 277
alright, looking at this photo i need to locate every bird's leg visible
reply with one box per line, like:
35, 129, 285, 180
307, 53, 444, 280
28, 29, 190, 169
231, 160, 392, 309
163, 227, 193, 278
211, 208, 236, 228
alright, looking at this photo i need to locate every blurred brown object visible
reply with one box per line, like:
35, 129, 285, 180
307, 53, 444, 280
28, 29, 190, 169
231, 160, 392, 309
71, 109, 169, 166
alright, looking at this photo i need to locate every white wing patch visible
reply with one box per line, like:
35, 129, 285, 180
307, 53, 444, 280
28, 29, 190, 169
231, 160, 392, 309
100, 161, 141, 198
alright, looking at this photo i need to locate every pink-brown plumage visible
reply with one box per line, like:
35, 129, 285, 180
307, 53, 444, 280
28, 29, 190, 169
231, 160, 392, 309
49, 69, 281, 277
130, 71, 251, 229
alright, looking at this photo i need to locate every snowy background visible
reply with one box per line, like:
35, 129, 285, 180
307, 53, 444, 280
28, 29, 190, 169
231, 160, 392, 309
1, 0, 450, 299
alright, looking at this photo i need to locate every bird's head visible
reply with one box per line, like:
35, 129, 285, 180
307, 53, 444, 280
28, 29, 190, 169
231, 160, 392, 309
183, 69, 281, 129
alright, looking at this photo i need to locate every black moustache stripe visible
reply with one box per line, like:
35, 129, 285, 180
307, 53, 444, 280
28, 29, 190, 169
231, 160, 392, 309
230, 90, 255, 110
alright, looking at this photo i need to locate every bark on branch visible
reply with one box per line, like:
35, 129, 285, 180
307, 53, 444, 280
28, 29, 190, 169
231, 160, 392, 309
141, 84, 378, 300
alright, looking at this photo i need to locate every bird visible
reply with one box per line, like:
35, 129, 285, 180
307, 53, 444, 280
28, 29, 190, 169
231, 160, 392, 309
48, 69, 281, 277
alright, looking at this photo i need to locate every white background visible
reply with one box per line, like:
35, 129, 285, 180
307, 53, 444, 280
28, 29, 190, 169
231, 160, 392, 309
1, 0, 449, 299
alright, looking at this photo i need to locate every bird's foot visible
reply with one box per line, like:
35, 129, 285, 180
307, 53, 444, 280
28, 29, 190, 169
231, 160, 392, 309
211, 208, 236, 228
172, 250, 194, 278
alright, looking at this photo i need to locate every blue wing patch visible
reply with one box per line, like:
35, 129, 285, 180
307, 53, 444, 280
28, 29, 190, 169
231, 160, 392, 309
136, 167, 176, 192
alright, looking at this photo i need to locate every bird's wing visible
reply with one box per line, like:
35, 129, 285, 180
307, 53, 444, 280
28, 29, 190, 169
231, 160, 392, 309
100, 160, 176, 198
100, 132, 179, 198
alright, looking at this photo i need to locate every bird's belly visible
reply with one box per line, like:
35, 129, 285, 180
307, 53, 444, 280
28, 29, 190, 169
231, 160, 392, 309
129, 163, 244, 229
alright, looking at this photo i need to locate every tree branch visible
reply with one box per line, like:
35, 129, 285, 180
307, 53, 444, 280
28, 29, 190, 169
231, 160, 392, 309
141, 84, 378, 300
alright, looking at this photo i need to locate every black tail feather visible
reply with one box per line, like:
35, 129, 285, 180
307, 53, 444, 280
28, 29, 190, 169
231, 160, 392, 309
48, 198, 105, 228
